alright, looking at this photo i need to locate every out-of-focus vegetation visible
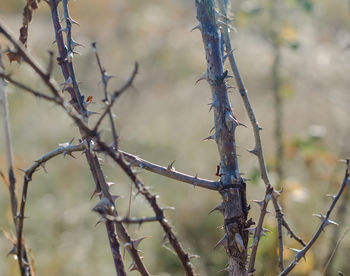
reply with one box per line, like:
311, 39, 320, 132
0, 0, 349, 275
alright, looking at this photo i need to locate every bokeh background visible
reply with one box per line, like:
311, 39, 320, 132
1, 0, 350, 275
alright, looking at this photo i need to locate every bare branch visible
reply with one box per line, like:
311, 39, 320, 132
0, 20, 60, 97
47, 2, 147, 274
1, 48, 33, 276
0, 49, 17, 222
16, 142, 86, 276
279, 159, 350, 276
91, 42, 119, 149
92, 141, 196, 275
0, 73, 60, 103
120, 150, 220, 190
217, 2, 305, 272
322, 225, 350, 275
115, 216, 160, 224
93, 63, 138, 133
247, 186, 273, 274
195, 1, 249, 274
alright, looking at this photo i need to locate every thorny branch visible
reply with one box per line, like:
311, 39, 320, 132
2, 1, 347, 276
93, 62, 138, 134
2, 2, 195, 274
92, 42, 119, 149
217, 1, 305, 274
120, 150, 220, 190
49, 0, 146, 274
0, 46, 33, 276
279, 159, 350, 276
246, 186, 273, 274
93, 141, 196, 276
0, 20, 60, 97
16, 142, 87, 275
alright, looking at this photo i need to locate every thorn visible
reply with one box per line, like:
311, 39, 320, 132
208, 202, 224, 215
202, 134, 215, 141
162, 233, 168, 245
7, 245, 17, 257
208, 97, 219, 112
60, 76, 73, 92
215, 9, 234, 23
313, 214, 339, 227
70, 39, 84, 50
103, 73, 115, 85
325, 194, 336, 199
95, 216, 106, 226
217, 20, 236, 32
123, 236, 150, 258
106, 182, 116, 187
57, 27, 68, 34
195, 71, 208, 85
167, 160, 176, 172
247, 148, 258, 155
190, 23, 202, 32
225, 111, 238, 131
110, 194, 120, 202
67, 17, 80, 26
288, 247, 306, 261
87, 110, 100, 117
214, 234, 228, 249
63, 151, 76, 159
17, 168, 28, 174
40, 162, 48, 173
252, 199, 264, 209
272, 188, 282, 199
90, 189, 101, 200
92, 197, 115, 218
128, 261, 137, 271
238, 121, 248, 128
210, 126, 215, 133
235, 233, 245, 253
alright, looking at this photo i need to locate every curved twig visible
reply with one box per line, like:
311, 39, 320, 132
279, 159, 350, 276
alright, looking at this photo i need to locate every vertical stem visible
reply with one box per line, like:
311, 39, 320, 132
195, 1, 249, 275
272, 44, 284, 191
1, 48, 32, 276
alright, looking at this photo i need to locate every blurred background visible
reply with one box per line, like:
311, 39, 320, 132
0, 0, 350, 275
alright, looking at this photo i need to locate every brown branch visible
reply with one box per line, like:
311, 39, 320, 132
0, 20, 60, 97
16, 142, 86, 274
92, 42, 119, 149
322, 225, 350, 275
279, 159, 350, 276
120, 150, 220, 190
96, 143, 196, 276
247, 186, 273, 274
114, 216, 160, 224
195, 1, 249, 275
217, 1, 305, 273
93, 62, 138, 133
49, 1, 148, 274
0, 73, 60, 103
0, 47, 34, 276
